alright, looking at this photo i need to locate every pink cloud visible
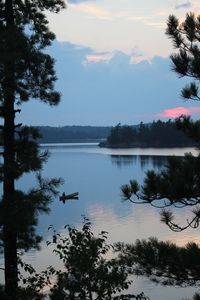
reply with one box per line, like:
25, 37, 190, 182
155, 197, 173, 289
85, 53, 113, 63
157, 107, 200, 118
72, 3, 113, 20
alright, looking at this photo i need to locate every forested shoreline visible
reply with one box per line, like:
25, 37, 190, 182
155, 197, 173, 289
37, 121, 197, 147
99, 120, 197, 148
37, 125, 111, 143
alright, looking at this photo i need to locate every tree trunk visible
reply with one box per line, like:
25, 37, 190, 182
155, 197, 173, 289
3, 0, 18, 298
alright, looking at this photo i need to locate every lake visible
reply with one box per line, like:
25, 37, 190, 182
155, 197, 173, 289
6, 144, 200, 299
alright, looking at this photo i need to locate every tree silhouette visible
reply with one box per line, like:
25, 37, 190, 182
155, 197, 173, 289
0, 1, 65, 298
47, 218, 149, 300
9, 219, 149, 300
166, 13, 200, 102
119, 13, 200, 298
100, 120, 194, 148
115, 237, 200, 288
121, 12, 200, 232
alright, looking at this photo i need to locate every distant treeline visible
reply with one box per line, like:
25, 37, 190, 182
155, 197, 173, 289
36, 121, 197, 146
99, 121, 197, 148
37, 126, 111, 143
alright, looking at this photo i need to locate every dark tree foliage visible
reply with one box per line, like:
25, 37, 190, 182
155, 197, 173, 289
176, 115, 200, 144
38, 126, 111, 143
119, 13, 200, 296
46, 219, 149, 300
166, 13, 200, 101
0, 1, 65, 298
121, 152, 200, 232
11, 219, 149, 300
115, 238, 200, 287
106, 123, 136, 147
121, 13, 200, 232
100, 120, 195, 148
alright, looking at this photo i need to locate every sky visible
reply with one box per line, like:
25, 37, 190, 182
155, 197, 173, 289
20, 0, 200, 126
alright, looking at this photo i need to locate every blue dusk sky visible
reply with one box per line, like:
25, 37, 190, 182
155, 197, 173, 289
19, 0, 200, 126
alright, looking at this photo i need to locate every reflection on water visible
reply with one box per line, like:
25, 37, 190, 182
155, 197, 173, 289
111, 155, 169, 169
111, 155, 136, 168
41, 143, 198, 157
1, 143, 198, 300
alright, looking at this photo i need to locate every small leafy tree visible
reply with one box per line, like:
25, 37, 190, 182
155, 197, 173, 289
44, 218, 149, 300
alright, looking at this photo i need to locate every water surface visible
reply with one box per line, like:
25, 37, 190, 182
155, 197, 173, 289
7, 144, 200, 299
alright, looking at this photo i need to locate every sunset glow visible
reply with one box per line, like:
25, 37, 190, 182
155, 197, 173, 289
157, 107, 200, 118
85, 53, 113, 63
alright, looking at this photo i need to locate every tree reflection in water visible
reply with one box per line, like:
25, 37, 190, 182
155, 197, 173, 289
110, 155, 170, 170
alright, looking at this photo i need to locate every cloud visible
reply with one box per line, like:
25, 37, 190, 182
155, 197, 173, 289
85, 53, 113, 63
128, 16, 149, 21
67, 0, 94, 3
71, 3, 113, 20
157, 107, 200, 118
175, 1, 191, 9
21, 42, 191, 126
72, 4, 130, 21
143, 21, 166, 29
128, 16, 166, 29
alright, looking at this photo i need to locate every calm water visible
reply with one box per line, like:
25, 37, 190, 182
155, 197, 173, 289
4, 144, 200, 299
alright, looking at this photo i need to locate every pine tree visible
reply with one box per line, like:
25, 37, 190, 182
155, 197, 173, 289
120, 13, 200, 294
0, 1, 65, 299
166, 13, 200, 102
121, 12, 200, 233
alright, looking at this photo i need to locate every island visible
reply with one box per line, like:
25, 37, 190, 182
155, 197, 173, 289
99, 121, 197, 148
